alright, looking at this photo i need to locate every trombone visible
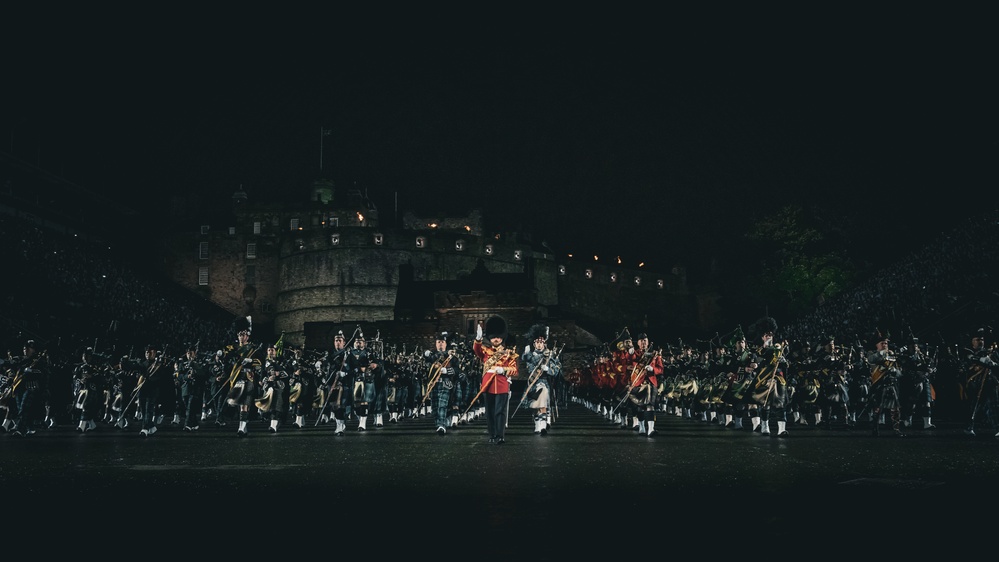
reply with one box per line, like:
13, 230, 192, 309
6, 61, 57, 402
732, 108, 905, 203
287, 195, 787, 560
512, 342, 564, 419
419, 350, 454, 409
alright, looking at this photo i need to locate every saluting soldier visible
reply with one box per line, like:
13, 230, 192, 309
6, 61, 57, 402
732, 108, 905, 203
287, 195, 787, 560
472, 316, 519, 444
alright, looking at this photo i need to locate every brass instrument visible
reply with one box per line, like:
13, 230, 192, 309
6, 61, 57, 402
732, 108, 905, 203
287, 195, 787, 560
419, 349, 454, 406
512, 342, 565, 418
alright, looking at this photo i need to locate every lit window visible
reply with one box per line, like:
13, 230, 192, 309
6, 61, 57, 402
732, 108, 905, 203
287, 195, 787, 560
253, 221, 262, 235
634, 276, 641, 286
657, 279, 664, 289
484, 244, 494, 255
290, 218, 300, 231
246, 243, 257, 259
558, 265, 566, 275
416, 236, 426, 248
199, 242, 209, 260
374, 233, 383, 245
514, 250, 523, 261
610, 273, 617, 283
228, 227, 236, 235
198, 267, 209, 286
331, 233, 340, 246
455, 239, 465, 251
585, 269, 593, 279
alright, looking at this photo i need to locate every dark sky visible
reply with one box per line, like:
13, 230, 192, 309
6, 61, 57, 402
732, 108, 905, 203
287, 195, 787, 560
6, 10, 995, 271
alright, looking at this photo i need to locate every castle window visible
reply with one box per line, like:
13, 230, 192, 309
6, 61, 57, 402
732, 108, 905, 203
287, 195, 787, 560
634, 276, 641, 286
245, 265, 256, 284
484, 244, 493, 255
373, 233, 383, 245
558, 265, 566, 275
416, 236, 426, 248
200, 225, 210, 235
246, 243, 257, 259
610, 272, 618, 283
295, 239, 305, 251
513, 249, 523, 261
253, 221, 262, 235
657, 279, 664, 289
290, 218, 300, 231
199, 242, 209, 260
585, 269, 593, 279
331, 233, 340, 246
455, 239, 465, 251
198, 267, 209, 286
228, 227, 236, 235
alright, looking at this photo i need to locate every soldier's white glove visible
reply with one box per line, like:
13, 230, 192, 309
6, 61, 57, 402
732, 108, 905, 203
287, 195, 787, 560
337, 370, 347, 379
646, 365, 654, 372
424, 350, 432, 358
541, 365, 549, 372
476, 324, 483, 340
495, 367, 505, 375
628, 347, 635, 355
242, 358, 253, 365
525, 345, 532, 356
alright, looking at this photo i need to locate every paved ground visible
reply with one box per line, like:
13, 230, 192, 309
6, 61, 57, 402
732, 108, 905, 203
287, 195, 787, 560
3, 399, 998, 558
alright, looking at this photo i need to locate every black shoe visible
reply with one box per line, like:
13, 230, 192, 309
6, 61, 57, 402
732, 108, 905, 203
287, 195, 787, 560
496, 438, 505, 445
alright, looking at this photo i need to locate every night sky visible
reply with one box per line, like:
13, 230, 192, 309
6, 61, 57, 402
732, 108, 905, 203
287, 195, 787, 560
6, 9, 995, 272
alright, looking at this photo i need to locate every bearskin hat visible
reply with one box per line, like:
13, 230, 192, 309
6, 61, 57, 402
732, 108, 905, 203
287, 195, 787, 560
485, 315, 508, 341
233, 315, 252, 336
525, 324, 549, 344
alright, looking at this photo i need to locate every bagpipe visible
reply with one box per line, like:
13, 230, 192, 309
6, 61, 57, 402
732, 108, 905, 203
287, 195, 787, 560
220, 343, 263, 407
512, 342, 565, 419
749, 341, 788, 407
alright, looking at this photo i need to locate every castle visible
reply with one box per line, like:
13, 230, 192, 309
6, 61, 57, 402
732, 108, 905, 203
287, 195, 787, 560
159, 179, 703, 351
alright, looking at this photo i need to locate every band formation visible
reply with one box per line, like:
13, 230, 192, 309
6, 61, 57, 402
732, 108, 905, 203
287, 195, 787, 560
2, 314, 997, 441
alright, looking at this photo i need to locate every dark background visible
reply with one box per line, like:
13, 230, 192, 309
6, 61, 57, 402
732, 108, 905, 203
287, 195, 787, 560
5, 8, 995, 274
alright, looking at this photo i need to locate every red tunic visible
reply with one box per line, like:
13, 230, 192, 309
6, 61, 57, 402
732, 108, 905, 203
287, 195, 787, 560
473, 340, 519, 394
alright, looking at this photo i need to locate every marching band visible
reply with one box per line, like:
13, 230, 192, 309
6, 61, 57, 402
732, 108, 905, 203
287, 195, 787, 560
3, 316, 998, 441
